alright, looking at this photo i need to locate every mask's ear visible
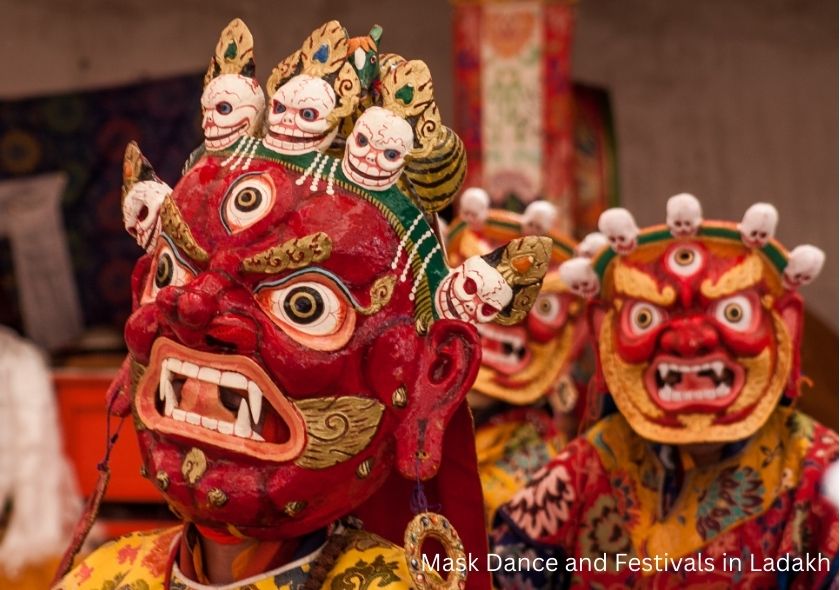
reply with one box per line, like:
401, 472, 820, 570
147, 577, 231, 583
395, 319, 481, 480
775, 291, 804, 397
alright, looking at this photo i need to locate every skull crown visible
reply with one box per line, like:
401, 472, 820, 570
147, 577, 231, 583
560, 195, 824, 300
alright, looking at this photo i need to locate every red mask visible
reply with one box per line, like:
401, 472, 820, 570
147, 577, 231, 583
447, 204, 587, 408
108, 19, 550, 560
563, 197, 824, 445
119, 151, 492, 539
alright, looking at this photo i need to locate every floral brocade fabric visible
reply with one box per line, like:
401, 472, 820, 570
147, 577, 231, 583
55, 526, 414, 590
491, 407, 839, 589
475, 407, 565, 526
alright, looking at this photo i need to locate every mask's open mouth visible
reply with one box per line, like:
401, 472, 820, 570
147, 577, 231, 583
643, 353, 746, 412
345, 157, 399, 186
267, 128, 329, 144
135, 338, 306, 461
206, 120, 249, 142
476, 323, 530, 375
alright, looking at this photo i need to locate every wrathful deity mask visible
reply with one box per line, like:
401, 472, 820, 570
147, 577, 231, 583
101, 19, 551, 550
446, 193, 587, 408
561, 193, 825, 444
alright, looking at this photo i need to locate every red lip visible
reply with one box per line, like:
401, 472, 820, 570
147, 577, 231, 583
135, 338, 307, 462
643, 352, 746, 412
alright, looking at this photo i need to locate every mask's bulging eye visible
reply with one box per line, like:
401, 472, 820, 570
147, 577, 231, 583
627, 301, 665, 336
221, 173, 276, 233
300, 108, 319, 121
666, 244, 704, 277
216, 101, 233, 115
531, 293, 566, 327
284, 285, 324, 325
142, 243, 195, 304
713, 295, 754, 332
256, 278, 355, 351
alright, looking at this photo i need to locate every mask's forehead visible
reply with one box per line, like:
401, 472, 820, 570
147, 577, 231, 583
605, 238, 782, 304
170, 154, 398, 286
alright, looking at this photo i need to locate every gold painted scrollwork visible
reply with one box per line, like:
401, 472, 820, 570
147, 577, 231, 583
242, 232, 333, 274
293, 396, 385, 469
357, 275, 396, 315
160, 196, 209, 262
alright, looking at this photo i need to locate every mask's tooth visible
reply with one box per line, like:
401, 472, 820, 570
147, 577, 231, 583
220, 371, 247, 390
164, 379, 176, 417
248, 382, 263, 424
159, 366, 169, 401
658, 365, 668, 380
235, 401, 252, 438
167, 358, 183, 374
711, 361, 725, 378
218, 421, 234, 435
250, 431, 265, 442
198, 367, 222, 384
180, 361, 199, 378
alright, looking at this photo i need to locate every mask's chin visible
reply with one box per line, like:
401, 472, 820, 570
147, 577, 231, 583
135, 337, 307, 462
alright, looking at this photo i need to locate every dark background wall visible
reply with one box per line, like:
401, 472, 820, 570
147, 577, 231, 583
1, 0, 834, 330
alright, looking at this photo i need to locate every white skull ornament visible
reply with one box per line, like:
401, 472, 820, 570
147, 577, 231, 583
435, 256, 513, 324
784, 245, 825, 289
342, 106, 414, 191
666, 193, 703, 237
738, 203, 779, 248
459, 187, 490, 231
522, 201, 557, 235
122, 180, 170, 252
264, 74, 338, 155
598, 208, 639, 255
575, 232, 609, 259
201, 75, 265, 151
559, 257, 600, 299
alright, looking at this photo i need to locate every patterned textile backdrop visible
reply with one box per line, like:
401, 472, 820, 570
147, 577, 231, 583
453, 0, 576, 232
0, 75, 203, 335
452, 1, 618, 237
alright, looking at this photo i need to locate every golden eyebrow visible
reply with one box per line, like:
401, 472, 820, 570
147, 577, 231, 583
242, 232, 333, 273
160, 196, 209, 262
613, 262, 676, 306
701, 253, 763, 299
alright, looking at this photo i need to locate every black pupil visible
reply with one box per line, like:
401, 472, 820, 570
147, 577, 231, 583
235, 188, 262, 212
357, 133, 368, 147
637, 310, 651, 326
284, 287, 324, 324
385, 149, 399, 161
302, 109, 317, 121
726, 305, 742, 321
155, 254, 173, 288
676, 250, 694, 265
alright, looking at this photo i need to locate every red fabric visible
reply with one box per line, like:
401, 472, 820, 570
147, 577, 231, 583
355, 402, 490, 590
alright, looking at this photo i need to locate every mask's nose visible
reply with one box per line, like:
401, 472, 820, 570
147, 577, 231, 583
659, 316, 720, 357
